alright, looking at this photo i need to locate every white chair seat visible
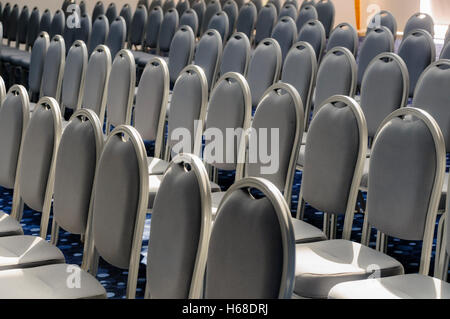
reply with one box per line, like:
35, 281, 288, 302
211, 191, 226, 216
291, 218, 327, 244
0, 211, 23, 237
147, 157, 169, 175
0, 264, 106, 299
0, 235, 65, 270
294, 239, 404, 298
148, 174, 165, 209
329, 274, 450, 299
29, 102, 36, 112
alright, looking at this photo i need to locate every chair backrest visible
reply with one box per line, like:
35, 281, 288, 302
271, 16, 297, 63
357, 26, 394, 88
316, 0, 335, 38
297, 19, 326, 62
296, 4, 317, 33
246, 38, 282, 108
158, 8, 179, 54
254, 3, 277, 46
203, 72, 251, 172
194, 29, 222, 89
244, 82, 304, 203
129, 4, 148, 47
28, 32, 50, 96
26, 7, 40, 49
105, 2, 117, 24
89, 125, 148, 299
327, 22, 358, 56
134, 57, 169, 159
192, 0, 205, 36
267, 0, 281, 14
366, 10, 397, 38
163, 0, 176, 13
279, 3, 297, 21
180, 8, 199, 36
50, 9, 65, 38
40, 35, 66, 101
150, 0, 163, 11
204, 177, 295, 299
222, 0, 237, 40
61, 40, 88, 114
52, 109, 103, 237
106, 49, 135, 130
82, 45, 111, 125
0, 85, 29, 189
2, 2, 10, 39
281, 41, 317, 129
404, 12, 434, 37
207, 11, 229, 43
398, 29, 435, 97
360, 52, 409, 140
7, 3, 18, 43
106, 16, 127, 59
285, 0, 298, 10
144, 6, 163, 50
235, 1, 256, 40
412, 60, 450, 151
251, 0, 263, 12
168, 25, 195, 86
79, 0, 87, 15
139, 0, 150, 9
120, 3, 133, 39
89, 15, 109, 55
167, 65, 208, 158
176, 0, 190, 17
219, 31, 250, 76
366, 107, 445, 275
92, 1, 105, 23
202, 0, 221, 34
146, 153, 212, 299
16, 5, 29, 48
314, 47, 356, 115
74, 13, 91, 45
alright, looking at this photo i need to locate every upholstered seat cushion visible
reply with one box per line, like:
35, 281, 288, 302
297, 144, 306, 167
328, 274, 450, 299
0, 211, 23, 237
0, 264, 106, 298
0, 235, 65, 270
10, 53, 31, 68
136, 52, 167, 67
147, 157, 170, 175
294, 239, 404, 298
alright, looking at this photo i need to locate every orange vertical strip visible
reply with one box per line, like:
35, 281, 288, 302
355, 0, 361, 30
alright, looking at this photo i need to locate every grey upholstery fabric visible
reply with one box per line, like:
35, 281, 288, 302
251, 0, 263, 12
285, 0, 299, 9
89, 15, 109, 55
291, 218, 327, 243
207, 11, 229, 43
357, 26, 394, 88
219, 32, 250, 76
279, 3, 297, 21
16, 6, 29, 47
302, 101, 359, 215
176, 0, 190, 17
28, 33, 49, 94
79, 1, 87, 16
92, 1, 105, 23
297, 19, 325, 62
75, 14, 92, 45
398, 30, 434, 97
61, 42, 87, 112
129, 5, 148, 46
271, 16, 297, 63
2, 3, 11, 39
366, 10, 397, 38
404, 12, 434, 37
105, 3, 117, 24
147, 162, 204, 298
105, 16, 127, 59
440, 41, 450, 60
247, 39, 281, 108
0, 211, 23, 237
26, 7, 41, 48
254, 3, 277, 46
150, 0, 164, 11
236, 2, 256, 39
39, 9, 52, 34
41, 35, 65, 99
163, 0, 176, 13
235, 0, 245, 10
7, 4, 18, 42
268, 0, 281, 14
223, 0, 238, 39
92, 134, 141, 269
143, 6, 163, 50
202, 0, 221, 35
180, 9, 199, 36
50, 10, 65, 39
119, 4, 132, 40
194, 29, 221, 89
168, 26, 195, 85
192, 0, 205, 36
158, 8, 179, 54
315, 0, 335, 38
327, 22, 358, 56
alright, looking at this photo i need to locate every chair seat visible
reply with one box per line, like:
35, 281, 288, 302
147, 157, 170, 175
9, 52, 31, 68
0, 47, 20, 61
291, 218, 327, 244
297, 144, 306, 168
148, 174, 165, 209
0, 263, 106, 299
0, 211, 23, 237
328, 274, 450, 299
135, 52, 166, 67
29, 102, 36, 112
0, 235, 65, 270
294, 239, 404, 298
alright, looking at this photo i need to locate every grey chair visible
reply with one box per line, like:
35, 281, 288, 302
26, 32, 50, 102
327, 22, 358, 57
128, 4, 148, 49
105, 16, 127, 59
74, 13, 92, 45
157, 8, 179, 56
105, 2, 117, 24
357, 26, 394, 89
26, 7, 41, 49
168, 25, 195, 87
445, 25, 450, 45
92, 1, 105, 23
180, 8, 199, 36
300, 0, 315, 10
1, 3, 10, 40
297, 19, 326, 63
49, 9, 65, 39
119, 4, 133, 40
279, 3, 297, 21
150, 0, 164, 11
1, 5, 27, 67
88, 15, 109, 56
366, 10, 397, 39
271, 16, 297, 63
315, 0, 334, 38
194, 29, 222, 90
222, 0, 237, 40
192, 0, 206, 37
6, 3, 18, 45
176, 0, 190, 17
236, 2, 257, 41
202, 0, 221, 35
254, 3, 277, 47
219, 32, 250, 76
404, 12, 434, 38
285, 0, 299, 10
39, 9, 52, 34
207, 11, 229, 44
145, 153, 212, 299
142, 6, 164, 52
0, 76, 5, 102
246, 38, 282, 109
79, 0, 87, 16
251, 0, 263, 13
204, 177, 296, 299
267, 0, 281, 14
139, 0, 150, 9
163, 0, 176, 13
398, 29, 435, 97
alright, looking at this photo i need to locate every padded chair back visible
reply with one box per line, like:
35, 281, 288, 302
204, 72, 251, 172
40, 35, 66, 101
0, 85, 29, 189
271, 16, 297, 63
82, 45, 111, 124
412, 60, 450, 151
366, 10, 397, 38
53, 109, 103, 235
129, 4, 148, 47
251, 0, 263, 12
16, 5, 29, 48
194, 29, 222, 89
207, 11, 229, 43
139, 0, 150, 9
202, 0, 221, 34
315, 0, 334, 38
236, 1, 256, 40
205, 177, 296, 299
327, 22, 358, 56
360, 53, 409, 139
163, 0, 176, 13
246, 38, 282, 108
281, 41, 317, 129
357, 26, 394, 88
176, 0, 190, 17
79, 1, 87, 15
105, 2, 117, 24
255, 3, 277, 46
2, 2, 10, 39
398, 29, 435, 97
106, 16, 127, 59
39, 9, 52, 34
297, 19, 325, 62
192, 0, 205, 36
168, 25, 195, 86
75, 13, 92, 45
26, 7, 40, 48
106, 49, 135, 130
222, 0, 237, 40
296, 4, 317, 33
285, 0, 298, 10
301, 0, 316, 10
367, 107, 445, 275
279, 3, 297, 21
180, 8, 199, 35
89, 15, 109, 55
134, 57, 169, 159
268, 0, 281, 14
219, 32, 250, 76
158, 8, 179, 54
50, 9, 65, 38
150, 0, 164, 11
92, 1, 105, 23
146, 153, 212, 299
404, 12, 434, 37
7, 3, 18, 43
245, 82, 304, 202
28, 32, 50, 96
90, 125, 148, 299
234, 0, 244, 10
61, 41, 88, 114
314, 47, 356, 115
167, 65, 208, 158
144, 6, 163, 49
120, 4, 133, 39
